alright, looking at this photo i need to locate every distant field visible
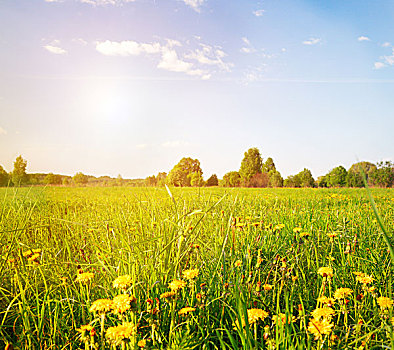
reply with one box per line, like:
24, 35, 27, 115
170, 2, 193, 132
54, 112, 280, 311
1, 187, 393, 349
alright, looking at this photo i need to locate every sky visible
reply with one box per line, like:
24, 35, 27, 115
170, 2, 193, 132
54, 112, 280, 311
0, 0, 394, 180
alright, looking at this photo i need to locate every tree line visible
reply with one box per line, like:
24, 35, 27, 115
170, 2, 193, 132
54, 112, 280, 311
1, 150, 393, 188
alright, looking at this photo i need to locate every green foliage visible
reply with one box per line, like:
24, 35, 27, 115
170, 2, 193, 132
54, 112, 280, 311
167, 157, 202, 187
0, 165, 9, 186
262, 157, 276, 173
206, 174, 219, 186
145, 175, 157, 186
221, 171, 241, 187
11, 155, 27, 186
156, 172, 167, 187
325, 165, 347, 187
317, 175, 328, 188
347, 161, 377, 187
44, 173, 62, 185
239, 148, 263, 184
72, 172, 88, 185
248, 172, 269, 187
268, 170, 284, 187
370, 161, 394, 188
189, 171, 204, 187
284, 168, 314, 187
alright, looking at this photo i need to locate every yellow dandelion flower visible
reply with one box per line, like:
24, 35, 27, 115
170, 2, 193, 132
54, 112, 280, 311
22, 249, 33, 257
317, 267, 333, 278
311, 307, 335, 320
368, 286, 376, 293
317, 296, 335, 306
247, 308, 269, 324
334, 288, 353, 299
137, 339, 147, 348
263, 284, 273, 291
27, 253, 40, 262
168, 279, 187, 292
377, 297, 393, 309
272, 313, 295, 325
300, 232, 310, 238
307, 318, 334, 340
293, 227, 302, 233
77, 324, 94, 333
113, 275, 132, 290
178, 307, 196, 315
112, 294, 136, 314
327, 232, 337, 238
356, 275, 374, 284
353, 271, 365, 277
274, 224, 285, 231
75, 272, 94, 284
182, 269, 199, 280
89, 299, 113, 314
234, 260, 242, 267
391, 317, 394, 326
106, 322, 136, 345
160, 291, 176, 301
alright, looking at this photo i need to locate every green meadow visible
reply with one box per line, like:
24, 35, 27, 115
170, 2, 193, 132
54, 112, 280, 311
1, 187, 393, 349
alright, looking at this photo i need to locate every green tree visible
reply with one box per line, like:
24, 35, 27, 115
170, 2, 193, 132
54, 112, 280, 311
326, 166, 347, 187
317, 176, 328, 188
156, 172, 167, 187
189, 171, 204, 187
249, 172, 269, 187
221, 171, 241, 187
167, 157, 202, 187
268, 170, 284, 187
370, 161, 394, 188
44, 173, 62, 185
0, 165, 9, 186
11, 155, 27, 186
206, 174, 219, 186
284, 175, 301, 188
145, 175, 157, 186
297, 168, 315, 187
346, 161, 377, 187
239, 148, 263, 185
73, 172, 88, 185
262, 157, 276, 173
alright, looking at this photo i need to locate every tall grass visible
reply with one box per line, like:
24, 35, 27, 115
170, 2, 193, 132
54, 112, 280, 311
0, 187, 393, 349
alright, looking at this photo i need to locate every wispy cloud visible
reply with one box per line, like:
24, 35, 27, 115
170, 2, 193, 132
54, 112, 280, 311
95, 37, 231, 80
96, 40, 161, 56
382, 42, 391, 48
185, 44, 233, 72
253, 9, 265, 17
182, 0, 205, 13
44, 44, 67, 54
0, 127, 7, 135
374, 62, 386, 69
72, 38, 88, 46
240, 37, 256, 54
79, 0, 136, 5
358, 36, 370, 42
302, 38, 321, 45
161, 140, 189, 148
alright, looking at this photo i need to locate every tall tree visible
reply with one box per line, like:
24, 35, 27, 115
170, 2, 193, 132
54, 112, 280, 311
73, 172, 88, 185
346, 161, 377, 187
11, 155, 27, 186
370, 161, 394, 188
0, 165, 9, 186
239, 147, 263, 185
262, 157, 276, 173
221, 171, 241, 187
189, 171, 204, 187
167, 157, 202, 187
206, 174, 219, 187
326, 166, 347, 187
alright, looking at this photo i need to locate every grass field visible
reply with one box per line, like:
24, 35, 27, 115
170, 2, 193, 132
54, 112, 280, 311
0, 187, 393, 349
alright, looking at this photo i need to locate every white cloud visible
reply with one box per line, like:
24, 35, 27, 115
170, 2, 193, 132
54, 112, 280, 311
182, 0, 205, 12
383, 51, 394, 65
302, 38, 321, 45
161, 140, 189, 148
242, 37, 250, 45
0, 127, 7, 135
44, 45, 67, 54
374, 62, 386, 69
185, 44, 233, 71
96, 40, 161, 56
382, 42, 391, 47
253, 9, 265, 17
358, 36, 370, 42
79, 0, 136, 5
240, 37, 256, 54
158, 47, 206, 77
72, 38, 88, 46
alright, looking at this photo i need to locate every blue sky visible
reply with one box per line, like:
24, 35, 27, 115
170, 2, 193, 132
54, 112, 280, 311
0, 0, 393, 179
